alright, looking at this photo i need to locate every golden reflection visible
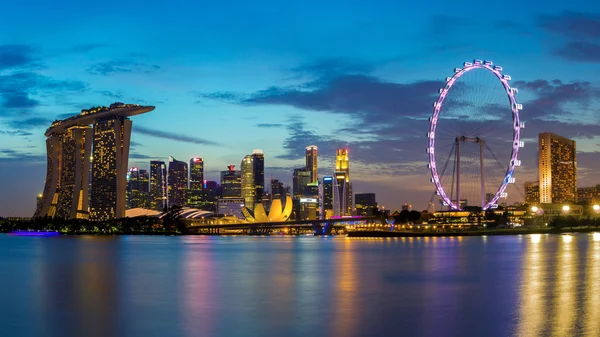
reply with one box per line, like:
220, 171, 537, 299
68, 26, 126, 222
516, 233, 546, 337
585, 237, 600, 335
330, 238, 358, 336
530, 234, 541, 244
553, 234, 576, 337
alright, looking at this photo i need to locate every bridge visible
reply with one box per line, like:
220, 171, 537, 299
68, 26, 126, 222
188, 216, 382, 235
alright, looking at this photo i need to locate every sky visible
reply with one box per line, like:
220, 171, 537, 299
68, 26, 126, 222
1, 0, 600, 216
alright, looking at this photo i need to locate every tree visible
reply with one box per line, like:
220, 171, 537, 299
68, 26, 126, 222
394, 210, 410, 224
162, 205, 185, 234
408, 210, 421, 224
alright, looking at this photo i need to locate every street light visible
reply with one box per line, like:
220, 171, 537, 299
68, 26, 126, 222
531, 206, 538, 213
562, 205, 570, 213
593, 205, 600, 212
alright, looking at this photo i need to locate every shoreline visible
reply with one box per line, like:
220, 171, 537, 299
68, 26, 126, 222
347, 227, 600, 238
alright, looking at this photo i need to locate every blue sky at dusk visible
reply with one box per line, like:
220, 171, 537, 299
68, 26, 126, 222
2, 0, 600, 216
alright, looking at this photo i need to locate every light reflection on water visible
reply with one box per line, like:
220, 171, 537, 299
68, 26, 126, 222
2, 233, 600, 337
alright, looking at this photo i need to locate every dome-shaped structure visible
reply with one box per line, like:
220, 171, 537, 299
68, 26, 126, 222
243, 195, 292, 222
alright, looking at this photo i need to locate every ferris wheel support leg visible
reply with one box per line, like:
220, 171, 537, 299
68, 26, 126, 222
455, 137, 460, 209
480, 140, 485, 209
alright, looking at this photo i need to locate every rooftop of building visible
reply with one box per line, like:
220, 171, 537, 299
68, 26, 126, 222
45, 102, 154, 136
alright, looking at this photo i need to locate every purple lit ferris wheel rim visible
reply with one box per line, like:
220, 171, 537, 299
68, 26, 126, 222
427, 60, 522, 210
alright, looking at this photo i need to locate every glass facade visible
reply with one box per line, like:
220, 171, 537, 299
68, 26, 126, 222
168, 156, 188, 207
335, 149, 352, 215
355, 193, 377, 216
241, 155, 255, 210
305, 145, 318, 184
127, 167, 150, 209
524, 181, 540, 204
539, 133, 577, 204
252, 150, 265, 204
188, 157, 204, 208
220, 166, 241, 198
149, 161, 166, 211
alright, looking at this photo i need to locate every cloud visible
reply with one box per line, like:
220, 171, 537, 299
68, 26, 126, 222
554, 41, 600, 63
0, 44, 39, 70
87, 60, 161, 75
68, 44, 109, 53
0, 72, 87, 112
134, 125, 219, 146
256, 123, 284, 128
539, 11, 600, 40
97, 90, 123, 99
6, 117, 52, 129
0, 130, 32, 136
0, 148, 45, 164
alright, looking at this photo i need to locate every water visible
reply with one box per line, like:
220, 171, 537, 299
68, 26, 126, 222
1, 233, 599, 337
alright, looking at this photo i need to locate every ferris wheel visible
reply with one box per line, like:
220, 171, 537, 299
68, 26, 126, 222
427, 59, 523, 210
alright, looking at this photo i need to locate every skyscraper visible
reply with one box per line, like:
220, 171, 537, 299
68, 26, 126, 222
270, 179, 285, 203
306, 145, 318, 183
355, 193, 377, 216
335, 149, 352, 215
539, 132, 577, 204
127, 167, 149, 209
220, 165, 242, 198
241, 155, 255, 210
168, 156, 188, 207
252, 149, 265, 204
149, 160, 166, 211
188, 157, 204, 208
524, 181, 540, 204
36, 103, 154, 220
90, 116, 132, 220
322, 176, 334, 216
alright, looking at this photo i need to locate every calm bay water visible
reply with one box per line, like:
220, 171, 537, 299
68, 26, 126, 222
1, 233, 599, 337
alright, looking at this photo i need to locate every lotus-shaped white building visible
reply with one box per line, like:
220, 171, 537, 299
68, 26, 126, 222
242, 195, 293, 222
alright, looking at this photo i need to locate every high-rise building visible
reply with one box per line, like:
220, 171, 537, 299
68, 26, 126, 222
36, 126, 93, 219
306, 145, 318, 183
241, 155, 255, 210
524, 181, 540, 204
149, 160, 167, 211
293, 168, 312, 198
198, 180, 219, 212
221, 165, 242, 198
334, 148, 352, 215
270, 179, 286, 204
89, 116, 133, 221
322, 176, 334, 217
127, 167, 149, 209
252, 150, 265, 204
578, 185, 600, 204
355, 193, 377, 216
168, 156, 188, 207
35, 103, 154, 220
188, 157, 204, 208
539, 132, 577, 204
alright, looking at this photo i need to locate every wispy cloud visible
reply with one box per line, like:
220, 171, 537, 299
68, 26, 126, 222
256, 123, 284, 128
0, 44, 40, 70
135, 126, 219, 146
87, 60, 161, 75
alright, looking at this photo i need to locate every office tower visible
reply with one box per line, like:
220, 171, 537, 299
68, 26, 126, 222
401, 203, 412, 211
293, 168, 312, 198
252, 150, 265, 204
271, 179, 286, 203
306, 145, 318, 183
335, 149, 352, 215
241, 155, 256, 210
188, 157, 204, 208
167, 156, 188, 207
355, 193, 377, 216
220, 165, 242, 198
322, 176, 334, 217
524, 181, 540, 204
36, 103, 154, 219
149, 160, 167, 211
298, 181, 320, 220
198, 180, 219, 212
539, 132, 577, 204
127, 167, 149, 209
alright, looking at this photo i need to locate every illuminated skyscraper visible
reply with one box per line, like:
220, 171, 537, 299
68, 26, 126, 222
168, 156, 188, 207
220, 165, 242, 198
89, 116, 133, 220
539, 132, 576, 204
127, 167, 149, 209
241, 155, 255, 210
36, 126, 93, 219
271, 179, 285, 203
188, 157, 204, 208
524, 181, 540, 204
335, 149, 352, 215
306, 145, 318, 183
322, 176, 334, 216
36, 103, 154, 219
252, 150, 265, 204
149, 160, 166, 211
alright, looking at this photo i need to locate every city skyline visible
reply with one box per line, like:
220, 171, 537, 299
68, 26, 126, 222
2, 1, 600, 216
